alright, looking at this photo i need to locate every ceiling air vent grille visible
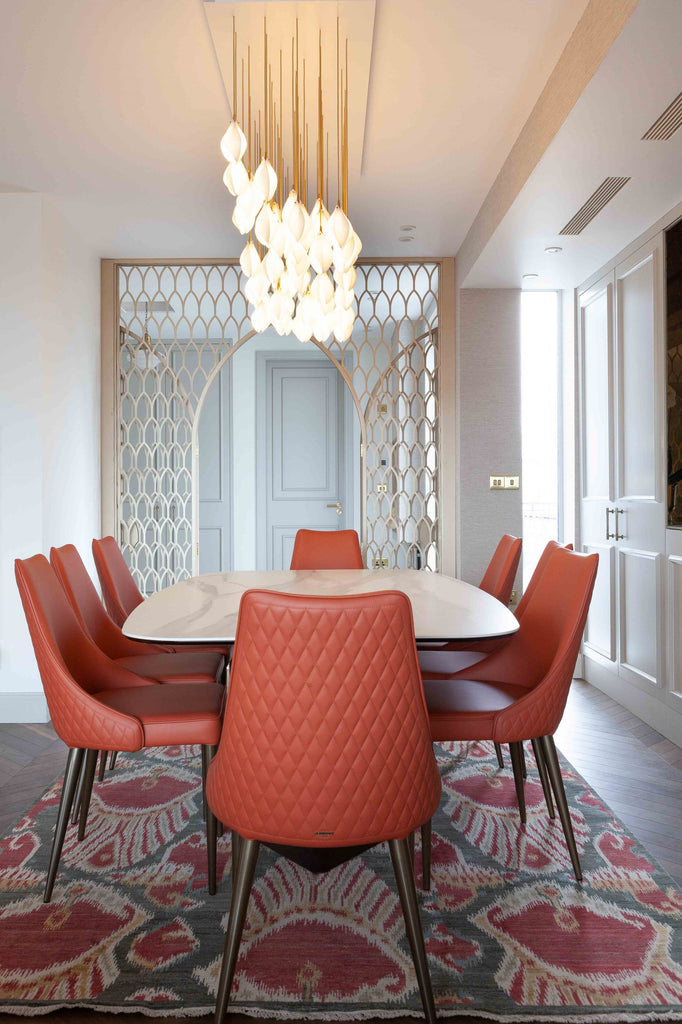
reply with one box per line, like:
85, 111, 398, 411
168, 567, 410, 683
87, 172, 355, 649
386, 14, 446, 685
642, 91, 682, 140
559, 176, 631, 236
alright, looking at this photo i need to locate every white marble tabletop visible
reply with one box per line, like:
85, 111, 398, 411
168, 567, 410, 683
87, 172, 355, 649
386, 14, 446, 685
123, 569, 519, 645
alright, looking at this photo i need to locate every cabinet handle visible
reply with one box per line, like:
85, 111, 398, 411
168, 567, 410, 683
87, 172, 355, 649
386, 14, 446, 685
327, 502, 343, 516
605, 507, 615, 540
614, 508, 625, 541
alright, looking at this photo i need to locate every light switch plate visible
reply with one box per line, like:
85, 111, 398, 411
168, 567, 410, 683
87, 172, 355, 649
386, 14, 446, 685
505, 475, 520, 489
490, 476, 505, 489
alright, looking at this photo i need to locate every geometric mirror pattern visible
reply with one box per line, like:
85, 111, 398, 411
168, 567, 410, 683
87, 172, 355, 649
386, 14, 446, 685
116, 261, 439, 592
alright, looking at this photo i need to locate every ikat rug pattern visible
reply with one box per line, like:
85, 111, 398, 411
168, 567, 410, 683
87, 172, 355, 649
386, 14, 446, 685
1, 741, 682, 1019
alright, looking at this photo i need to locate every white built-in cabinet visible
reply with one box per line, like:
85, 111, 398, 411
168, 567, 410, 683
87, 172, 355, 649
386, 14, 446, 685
577, 233, 682, 739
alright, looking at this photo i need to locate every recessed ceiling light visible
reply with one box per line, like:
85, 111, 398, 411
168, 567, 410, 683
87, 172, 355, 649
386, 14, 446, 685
544, 246, 563, 254
399, 235, 414, 242
400, 224, 416, 232
522, 273, 539, 280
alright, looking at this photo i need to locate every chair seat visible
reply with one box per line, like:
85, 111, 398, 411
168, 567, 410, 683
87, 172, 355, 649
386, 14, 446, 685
115, 651, 225, 685
418, 649, 487, 678
423, 677, 529, 741
95, 682, 225, 746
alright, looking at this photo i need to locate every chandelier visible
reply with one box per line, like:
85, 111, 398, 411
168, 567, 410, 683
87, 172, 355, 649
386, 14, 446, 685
219, 16, 361, 344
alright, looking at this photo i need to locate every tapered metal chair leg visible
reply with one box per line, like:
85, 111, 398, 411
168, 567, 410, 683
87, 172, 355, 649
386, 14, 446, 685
231, 830, 242, 889
204, 745, 218, 895
521, 744, 527, 780
214, 839, 260, 1024
70, 754, 87, 826
201, 745, 210, 821
509, 742, 526, 824
539, 735, 582, 882
389, 838, 437, 1024
494, 742, 504, 769
44, 748, 84, 903
109, 751, 118, 771
77, 749, 99, 842
407, 829, 415, 872
98, 749, 109, 783
421, 819, 432, 891
531, 737, 555, 819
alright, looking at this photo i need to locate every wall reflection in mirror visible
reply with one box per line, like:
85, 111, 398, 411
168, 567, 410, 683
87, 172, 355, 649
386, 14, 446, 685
117, 262, 439, 591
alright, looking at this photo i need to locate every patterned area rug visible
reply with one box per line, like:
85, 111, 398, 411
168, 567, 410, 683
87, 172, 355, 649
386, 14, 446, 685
1, 741, 682, 1020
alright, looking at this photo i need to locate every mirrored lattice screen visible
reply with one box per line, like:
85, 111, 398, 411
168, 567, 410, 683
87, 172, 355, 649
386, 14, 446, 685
116, 261, 440, 591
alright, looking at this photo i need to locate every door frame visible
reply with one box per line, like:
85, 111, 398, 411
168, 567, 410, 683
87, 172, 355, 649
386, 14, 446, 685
255, 349, 354, 570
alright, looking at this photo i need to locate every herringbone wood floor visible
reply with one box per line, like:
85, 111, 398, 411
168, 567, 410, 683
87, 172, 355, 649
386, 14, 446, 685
0, 678, 680, 1024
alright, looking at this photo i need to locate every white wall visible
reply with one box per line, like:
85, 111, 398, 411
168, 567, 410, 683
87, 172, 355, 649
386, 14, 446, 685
457, 288, 523, 587
0, 194, 100, 722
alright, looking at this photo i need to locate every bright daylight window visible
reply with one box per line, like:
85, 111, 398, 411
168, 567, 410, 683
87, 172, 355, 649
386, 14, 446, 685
521, 291, 559, 591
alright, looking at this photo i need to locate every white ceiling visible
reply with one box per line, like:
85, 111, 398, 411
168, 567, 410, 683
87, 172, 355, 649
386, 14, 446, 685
465, 0, 682, 290
0, 0, 590, 259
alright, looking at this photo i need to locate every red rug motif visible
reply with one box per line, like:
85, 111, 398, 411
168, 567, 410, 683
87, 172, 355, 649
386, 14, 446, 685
1, 741, 682, 1019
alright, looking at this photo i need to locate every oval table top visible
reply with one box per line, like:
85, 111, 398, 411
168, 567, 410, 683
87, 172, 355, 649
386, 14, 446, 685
123, 568, 519, 645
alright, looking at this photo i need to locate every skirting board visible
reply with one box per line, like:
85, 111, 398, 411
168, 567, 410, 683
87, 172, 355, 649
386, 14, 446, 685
584, 657, 682, 747
0, 692, 49, 724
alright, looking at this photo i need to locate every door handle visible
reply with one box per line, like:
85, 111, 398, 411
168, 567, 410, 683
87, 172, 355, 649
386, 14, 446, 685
614, 508, 625, 540
327, 502, 343, 516
605, 507, 615, 540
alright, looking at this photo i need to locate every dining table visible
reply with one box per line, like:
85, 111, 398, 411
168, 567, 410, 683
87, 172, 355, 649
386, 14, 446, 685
122, 568, 519, 646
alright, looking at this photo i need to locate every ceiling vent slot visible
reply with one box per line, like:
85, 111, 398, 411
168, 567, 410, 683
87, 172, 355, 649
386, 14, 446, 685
642, 90, 682, 140
559, 177, 631, 236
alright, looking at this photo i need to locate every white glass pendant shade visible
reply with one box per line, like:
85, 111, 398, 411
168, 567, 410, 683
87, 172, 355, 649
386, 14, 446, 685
292, 312, 313, 343
288, 244, 310, 277
234, 182, 264, 234
268, 222, 287, 258
299, 291, 317, 326
263, 249, 284, 287
282, 267, 300, 296
245, 271, 270, 307
333, 306, 354, 343
253, 158, 278, 202
334, 266, 357, 291
310, 272, 335, 314
309, 232, 333, 275
313, 312, 333, 343
220, 120, 247, 163
232, 202, 255, 235
254, 203, 277, 248
325, 205, 352, 249
349, 230, 362, 264
240, 241, 261, 278
223, 159, 249, 198
335, 285, 354, 311
285, 199, 309, 244
251, 300, 271, 333
311, 197, 330, 230
282, 190, 298, 222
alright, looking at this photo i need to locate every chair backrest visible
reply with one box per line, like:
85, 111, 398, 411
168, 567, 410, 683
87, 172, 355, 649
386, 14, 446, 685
479, 534, 522, 605
51, 544, 148, 659
92, 536, 144, 627
468, 546, 598, 740
515, 540, 573, 620
15, 555, 146, 751
290, 529, 364, 570
206, 589, 441, 847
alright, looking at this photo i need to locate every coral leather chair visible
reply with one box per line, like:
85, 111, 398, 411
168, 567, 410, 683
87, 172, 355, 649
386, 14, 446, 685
423, 545, 598, 882
206, 589, 441, 1024
290, 528, 364, 569
92, 536, 145, 628
51, 545, 224, 686
91, 536, 230, 663
15, 555, 225, 902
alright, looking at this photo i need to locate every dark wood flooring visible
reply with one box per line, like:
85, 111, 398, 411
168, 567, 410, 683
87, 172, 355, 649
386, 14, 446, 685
0, 678, 680, 1023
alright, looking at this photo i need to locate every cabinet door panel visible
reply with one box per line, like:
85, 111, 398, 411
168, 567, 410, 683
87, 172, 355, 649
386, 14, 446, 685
581, 286, 613, 500
584, 543, 616, 661
618, 549, 661, 687
617, 252, 657, 500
